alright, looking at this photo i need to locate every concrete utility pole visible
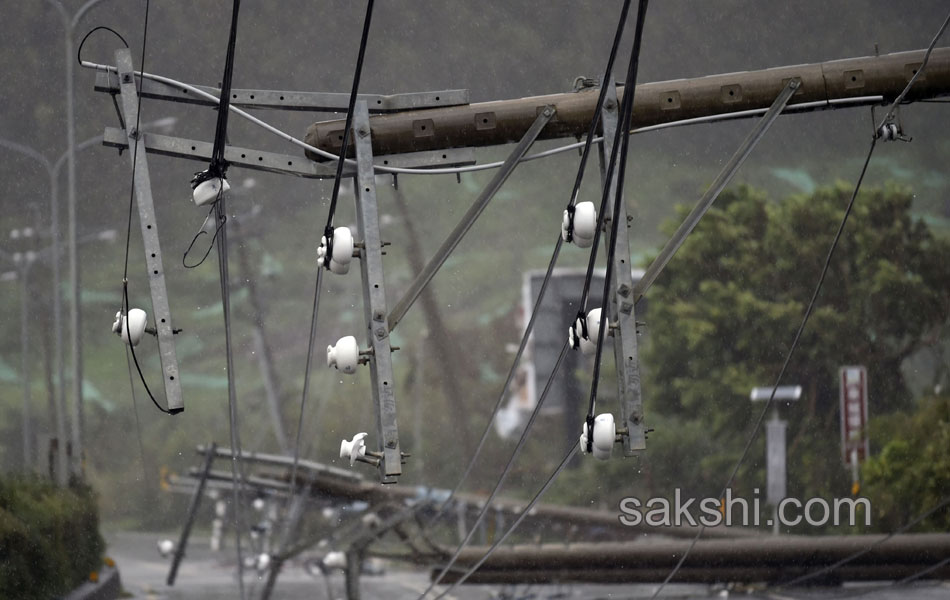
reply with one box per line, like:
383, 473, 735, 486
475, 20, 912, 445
304, 48, 950, 158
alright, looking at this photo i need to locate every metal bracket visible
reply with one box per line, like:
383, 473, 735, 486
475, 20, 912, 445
598, 90, 646, 454
352, 101, 402, 484
114, 49, 184, 413
101, 127, 475, 179
95, 70, 469, 112
387, 105, 556, 331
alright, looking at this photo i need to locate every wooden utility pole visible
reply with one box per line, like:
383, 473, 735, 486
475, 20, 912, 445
305, 47, 950, 160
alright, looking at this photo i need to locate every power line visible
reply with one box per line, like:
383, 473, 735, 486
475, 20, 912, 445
418, 0, 634, 535
649, 13, 950, 595
420, 340, 571, 598
583, 0, 648, 450
775, 496, 950, 589
433, 442, 580, 599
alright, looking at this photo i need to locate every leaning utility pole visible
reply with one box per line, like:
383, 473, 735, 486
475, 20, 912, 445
304, 48, 950, 158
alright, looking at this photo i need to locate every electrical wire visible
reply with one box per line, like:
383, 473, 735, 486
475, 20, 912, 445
584, 0, 648, 449
413, 0, 635, 543
215, 195, 246, 600
104, 0, 173, 415
432, 442, 580, 599
421, 340, 571, 598
648, 135, 878, 600
321, 0, 375, 266
78, 52, 889, 178
650, 14, 950, 596
775, 496, 950, 589
124, 345, 150, 486
287, 267, 323, 495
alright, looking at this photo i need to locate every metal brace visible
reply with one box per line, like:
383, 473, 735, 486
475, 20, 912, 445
597, 88, 646, 455
114, 49, 184, 413
352, 101, 402, 484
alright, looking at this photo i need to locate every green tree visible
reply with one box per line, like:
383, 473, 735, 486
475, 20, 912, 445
641, 183, 950, 510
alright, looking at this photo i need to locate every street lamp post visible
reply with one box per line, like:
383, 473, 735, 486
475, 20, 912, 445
0, 117, 174, 483
45, 0, 115, 482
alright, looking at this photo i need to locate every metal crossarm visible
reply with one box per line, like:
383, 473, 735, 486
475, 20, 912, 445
114, 49, 184, 413
352, 101, 402, 483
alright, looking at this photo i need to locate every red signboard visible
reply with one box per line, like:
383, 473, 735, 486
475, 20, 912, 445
840, 366, 869, 465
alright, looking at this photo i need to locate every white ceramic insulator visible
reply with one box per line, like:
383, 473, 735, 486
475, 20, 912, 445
340, 432, 368, 466
113, 308, 148, 347
192, 177, 230, 207
592, 413, 616, 460
580, 308, 607, 356
256, 553, 271, 573
157, 539, 174, 558
561, 202, 597, 248
572, 201, 597, 248
327, 335, 359, 374
317, 227, 354, 274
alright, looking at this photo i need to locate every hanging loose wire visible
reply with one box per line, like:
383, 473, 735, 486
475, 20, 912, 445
414, 0, 635, 535
775, 496, 950, 589
108, 0, 174, 415
432, 443, 580, 599
420, 341, 571, 598
650, 11, 950, 596
320, 0, 375, 268
583, 0, 649, 449
286, 0, 374, 504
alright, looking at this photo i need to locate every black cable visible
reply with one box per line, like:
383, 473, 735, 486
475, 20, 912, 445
210, 0, 241, 176
776, 496, 950, 588
584, 0, 648, 450
215, 195, 246, 600
650, 136, 879, 599
320, 0, 375, 268
182, 203, 226, 268
563, 0, 632, 238
420, 234, 563, 529
422, 341, 572, 598
112, 0, 174, 415
288, 267, 323, 495
651, 14, 950, 595
418, 0, 638, 529
77, 26, 128, 65
432, 442, 580, 599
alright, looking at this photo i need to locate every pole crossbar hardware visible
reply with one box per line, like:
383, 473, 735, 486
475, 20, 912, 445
114, 49, 183, 413
597, 85, 645, 454
167, 441, 216, 586
304, 47, 950, 159
352, 101, 403, 483
100, 128, 475, 179
94, 70, 469, 113
387, 106, 557, 331
632, 79, 800, 306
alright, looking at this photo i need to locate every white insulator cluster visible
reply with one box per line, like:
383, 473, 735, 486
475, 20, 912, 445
317, 226, 355, 274
112, 308, 148, 347
327, 335, 360, 374
561, 201, 597, 248
192, 176, 230, 207
878, 123, 900, 141
568, 308, 608, 355
579, 413, 616, 460
340, 432, 368, 466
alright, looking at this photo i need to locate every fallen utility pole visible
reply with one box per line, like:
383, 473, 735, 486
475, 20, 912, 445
441, 533, 950, 585
304, 47, 950, 159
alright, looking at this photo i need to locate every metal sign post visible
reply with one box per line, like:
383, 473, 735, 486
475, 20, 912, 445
751, 384, 801, 534
840, 366, 869, 493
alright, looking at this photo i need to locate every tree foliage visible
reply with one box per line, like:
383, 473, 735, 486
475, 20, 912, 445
641, 183, 950, 518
